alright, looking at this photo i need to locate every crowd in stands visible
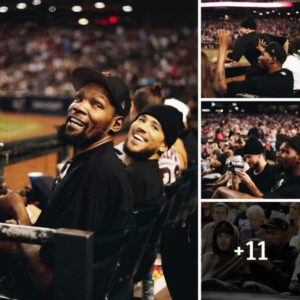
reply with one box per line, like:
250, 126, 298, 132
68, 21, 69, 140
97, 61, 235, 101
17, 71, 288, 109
0, 24, 197, 100
202, 202, 300, 294
202, 18, 297, 49
201, 112, 300, 198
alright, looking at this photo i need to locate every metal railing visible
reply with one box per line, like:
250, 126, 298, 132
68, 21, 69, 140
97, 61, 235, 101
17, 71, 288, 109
0, 222, 94, 300
0, 134, 69, 183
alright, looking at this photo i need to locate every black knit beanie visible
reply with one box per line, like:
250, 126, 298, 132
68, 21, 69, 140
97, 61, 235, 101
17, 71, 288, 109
136, 104, 183, 148
241, 17, 257, 30
243, 138, 264, 155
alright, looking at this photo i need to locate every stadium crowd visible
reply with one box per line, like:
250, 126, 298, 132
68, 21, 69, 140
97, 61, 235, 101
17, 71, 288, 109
0, 24, 197, 100
202, 18, 296, 49
202, 202, 300, 295
201, 112, 300, 198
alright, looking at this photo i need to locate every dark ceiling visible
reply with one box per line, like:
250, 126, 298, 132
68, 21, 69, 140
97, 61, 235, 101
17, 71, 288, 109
0, 0, 197, 27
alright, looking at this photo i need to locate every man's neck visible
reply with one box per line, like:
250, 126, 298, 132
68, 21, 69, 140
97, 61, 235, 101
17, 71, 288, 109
256, 159, 267, 172
286, 165, 300, 178
73, 135, 113, 158
268, 64, 282, 74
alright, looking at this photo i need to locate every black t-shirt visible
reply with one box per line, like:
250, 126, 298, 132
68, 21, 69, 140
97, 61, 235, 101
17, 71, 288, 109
239, 163, 277, 195
264, 176, 300, 199
227, 31, 286, 67
215, 152, 228, 175
226, 68, 294, 97
126, 159, 164, 207
37, 142, 133, 234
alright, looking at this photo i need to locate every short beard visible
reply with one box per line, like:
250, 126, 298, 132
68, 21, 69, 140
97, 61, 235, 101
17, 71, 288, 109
123, 140, 158, 160
56, 123, 106, 149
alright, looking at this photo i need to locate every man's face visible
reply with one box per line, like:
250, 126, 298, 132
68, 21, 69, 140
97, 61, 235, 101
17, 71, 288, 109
244, 154, 260, 168
238, 27, 248, 36
266, 228, 286, 247
216, 232, 232, 251
59, 82, 117, 147
124, 114, 167, 160
276, 142, 300, 171
229, 136, 237, 149
248, 212, 263, 231
258, 51, 273, 70
212, 206, 228, 223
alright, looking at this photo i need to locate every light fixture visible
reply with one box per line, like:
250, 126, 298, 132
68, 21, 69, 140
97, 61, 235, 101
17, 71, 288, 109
16, 3, 27, 9
49, 5, 56, 13
122, 5, 133, 12
78, 18, 89, 25
95, 2, 105, 9
72, 5, 82, 12
32, 0, 41, 5
0, 6, 8, 13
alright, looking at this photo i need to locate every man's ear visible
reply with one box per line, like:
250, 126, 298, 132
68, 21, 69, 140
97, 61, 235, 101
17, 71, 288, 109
110, 116, 124, 134
158, 142, 168, 154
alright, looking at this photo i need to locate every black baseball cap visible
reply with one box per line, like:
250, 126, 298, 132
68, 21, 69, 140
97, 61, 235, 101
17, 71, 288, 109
214, 221, 235, 236
262, 217, 289, 230
285, 135, 300, 153
265, 42, 287, 64
243, 138, 264, 155
71, 67, 131, 117
241, 17, 257, 30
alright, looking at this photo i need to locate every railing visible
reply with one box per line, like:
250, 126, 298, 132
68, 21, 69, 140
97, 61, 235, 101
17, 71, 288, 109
0, 222, 94, 300
0, 134, 69, 183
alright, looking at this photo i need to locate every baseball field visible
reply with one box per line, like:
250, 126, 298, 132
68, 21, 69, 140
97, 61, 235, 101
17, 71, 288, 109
0, 112, 65, 190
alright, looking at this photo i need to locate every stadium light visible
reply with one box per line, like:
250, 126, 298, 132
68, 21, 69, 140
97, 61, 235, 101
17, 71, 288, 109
123, 5, 133, 12
49, 6, 56, 13
32, 0, 41, 5
0, 6, 8, 13
78, 18, 89, 25
296, 11, 299, 14
72, 5, 82, 12
201, 2, 293, 8
95, 2, 105, 9
16, 3, 27, 9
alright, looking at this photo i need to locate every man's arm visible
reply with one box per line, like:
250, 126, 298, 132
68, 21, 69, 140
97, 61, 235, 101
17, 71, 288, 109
0, 191, 53, 291
214, 29, 232, 93
235, 170, 264, 197
212, 186, 258, 199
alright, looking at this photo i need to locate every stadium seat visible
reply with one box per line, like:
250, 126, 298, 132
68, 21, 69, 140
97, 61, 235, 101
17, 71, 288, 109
110, 195, 167, 299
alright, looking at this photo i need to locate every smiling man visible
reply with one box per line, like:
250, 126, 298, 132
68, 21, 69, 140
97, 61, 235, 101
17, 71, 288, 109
122, 104, 183, 206
0, 67, 133, 299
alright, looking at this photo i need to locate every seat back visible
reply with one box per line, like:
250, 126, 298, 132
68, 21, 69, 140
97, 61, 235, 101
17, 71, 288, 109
118, 196, 166, 282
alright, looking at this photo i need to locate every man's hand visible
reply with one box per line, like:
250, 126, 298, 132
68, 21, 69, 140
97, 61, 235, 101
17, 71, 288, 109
0, 191, 30, 225
218, 29, 232, 51
235, 170, 254, 186
257, 38, 266, 53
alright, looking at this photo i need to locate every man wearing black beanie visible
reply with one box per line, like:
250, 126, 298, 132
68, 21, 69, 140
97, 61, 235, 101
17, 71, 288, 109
237, 138, 277, 196
123, 104, 183, 206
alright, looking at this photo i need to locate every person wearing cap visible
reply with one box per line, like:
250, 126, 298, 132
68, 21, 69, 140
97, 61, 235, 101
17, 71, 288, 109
237, 138, 277, 197
241, 217, 298, 293
122, 104, 183, 206
0, 67, 134, 297
215, 29, 294, 97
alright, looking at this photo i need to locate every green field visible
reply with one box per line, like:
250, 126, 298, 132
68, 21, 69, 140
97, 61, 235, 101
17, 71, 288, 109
0, 116, 41, 140
202, 49, 248, 64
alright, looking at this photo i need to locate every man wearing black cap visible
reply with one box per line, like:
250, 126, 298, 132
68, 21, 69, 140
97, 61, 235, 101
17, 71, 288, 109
241, 217, 298, 293
122, 104, 183, 206
237, 138, 277, 197
0, 67, 134, 298
215, 29, 294, 97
